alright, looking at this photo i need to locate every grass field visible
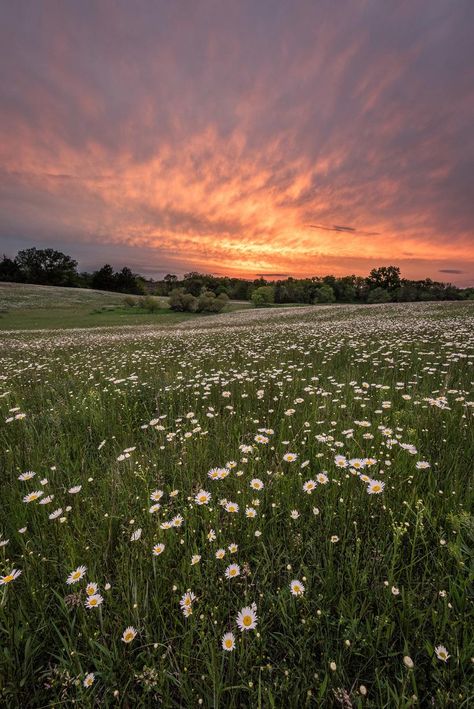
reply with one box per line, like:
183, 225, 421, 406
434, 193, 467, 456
0, 300, 473, 707
0, 282, 251, 330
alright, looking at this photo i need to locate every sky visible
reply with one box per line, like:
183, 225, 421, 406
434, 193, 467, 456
1, 0, 473, 284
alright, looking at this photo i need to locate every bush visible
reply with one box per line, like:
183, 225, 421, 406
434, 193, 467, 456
197, 290, 229, 313
123, 296, 138, 308
169, 288, 198, 312
142, 295, 161, 313
251, 286, 275, 307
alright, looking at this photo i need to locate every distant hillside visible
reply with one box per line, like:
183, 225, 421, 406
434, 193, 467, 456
0, 281, 130, 310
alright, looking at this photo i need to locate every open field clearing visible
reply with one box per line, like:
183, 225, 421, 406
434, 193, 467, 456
0, 283, 251, 331
0, 301, 473, 707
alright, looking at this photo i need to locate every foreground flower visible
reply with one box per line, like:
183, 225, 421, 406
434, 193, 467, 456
85, 593, 103, 609
18, 471, 35, 481
236, 604, 258, 631
152, 543, 165, 556
222, 632, 236, 651
86, 582, 98, 596
290, 579, 305, 596
195, 490, 211, 505
66, 565, 87, 585
403, 655, 414, 669
225, 564, 240, 579
283, 453, 297, 462
303, 480, 316, 494
435, 645, 450, 662
122, 626, 137, 643
83, 672, 95, 687
367, 479, 385, 494
0, 569, 22, 585
23, 490, 44, 503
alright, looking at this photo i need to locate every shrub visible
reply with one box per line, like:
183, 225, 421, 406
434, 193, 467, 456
169, 288, 198, 312
142, 295, 161, 313
251, 286, 275, 307
197, 290, 229, 313
123, 296, 138, 308
367, 287, 391, 304
313, 284, 335, 304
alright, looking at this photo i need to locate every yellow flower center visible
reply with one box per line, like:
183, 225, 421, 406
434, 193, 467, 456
243, 615, 252, 626
3, 574, 13, 583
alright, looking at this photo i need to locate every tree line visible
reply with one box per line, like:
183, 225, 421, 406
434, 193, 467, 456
1, 248, 473, 304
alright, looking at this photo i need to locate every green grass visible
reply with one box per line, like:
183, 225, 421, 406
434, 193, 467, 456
0, 301, 473, 707
0, 283, 252, 330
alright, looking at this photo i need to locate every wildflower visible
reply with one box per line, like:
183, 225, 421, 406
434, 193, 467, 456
246, 507, 257, 518
367, 480, 385, 494
283, 453, 297, 462
191, 554, 201, 565
171, 514, 184, 527
316, 473, 329, 485
222, 631, 236, 651
330, 535, 339, 543
225, 564, 240, 579
86, 582, 98, 596
290, 510, 300, 519
149, 503, 161, 513
130, 528, 142, 541
303, 480, 316, 493
290, 579, 305, 596
0, 569, 22, 585
250, 478, 264, 490
391, 586, 400, 595
122, 626, 137, 643
49, 508, 63, 520
150, 490, 164, 502
23, 490, 44, 503
18, 471, 35, 481
66, 565, 87, 585
236, 604, 258, 631
228, 543, 238, 553
153, 543, 165, 556
435, 645, 450, 662
83, 672, 95, 687
334, 455, 348, 468
85, 593, 103, 609
225, 501, 239, 513
215, 548, 225, 559
207, 529, 216, 542
68, 485, 82, 494
195, 490, 211, 505
403, 655, 414, 669
329, 661, 337, 671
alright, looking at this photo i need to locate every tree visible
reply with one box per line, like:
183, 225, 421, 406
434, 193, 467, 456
313, 284, 335, 303
0, 255, 23, 282
251, 285, 275, 307
367, 287, 391, 303
91, 264, 116, 291
197, 290, 228, 313
366, 266, 401, 292
15, 247, 78, 286
115, 267, 143, 294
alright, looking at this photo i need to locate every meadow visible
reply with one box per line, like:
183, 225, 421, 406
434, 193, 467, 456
0, 300, 473, 707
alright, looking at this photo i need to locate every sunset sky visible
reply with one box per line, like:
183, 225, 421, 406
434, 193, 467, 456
1, 1, 473, 284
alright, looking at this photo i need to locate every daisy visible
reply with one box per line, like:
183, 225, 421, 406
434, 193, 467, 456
68, 485, 82, 494
225, 501, 239, 513
0, 569, 22, 585
435, 645, 450, 662
23, 490, 44, 503
367, 480, 385, 494
66, 565, 87, 585
207, 529, 216, 542
18, 471, 35, 481
215, 548, 225, 559
416, 461, 431, 469
334, 455, 348, 468
191, 554, 201, 565
149, 503, 161, 513
195, 490, 211, 505
150, 489, 164, 502
303, 480, 316, 494
153, 543, 165, 556
86, 582, 98, 596
228, 543, 238, 553
171, 514, 184, 527
49, 508, 63, 520
283, 453, 297, 463
85, 593, 103, 609
245, 507, 257, 518
222, 632, 236, 651
225, 564, 240, 579
130, 528, 142, 541
290, 579, 305, 596
236, 604, 258, 631
121, 626, 137, 643
250, 478, 264, 490
83, 672, 95, 687
316, 473, 329, 485
290, 510, 300, 519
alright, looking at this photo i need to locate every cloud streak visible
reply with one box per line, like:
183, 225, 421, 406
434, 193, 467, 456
0, 0, 473, 284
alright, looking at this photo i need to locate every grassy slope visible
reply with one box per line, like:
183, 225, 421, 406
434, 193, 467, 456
0, 282, 252, 330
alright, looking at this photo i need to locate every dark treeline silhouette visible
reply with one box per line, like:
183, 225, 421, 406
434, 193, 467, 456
1, 248, 473, 303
